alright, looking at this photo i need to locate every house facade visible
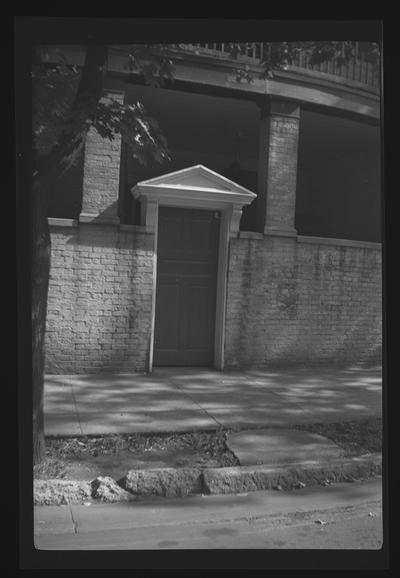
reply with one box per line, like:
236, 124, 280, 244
45, 44, 382, 374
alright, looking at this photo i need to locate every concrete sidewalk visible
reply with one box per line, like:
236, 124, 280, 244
44, 365, 382, 436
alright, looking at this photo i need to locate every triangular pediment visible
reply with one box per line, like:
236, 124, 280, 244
134, 165, 256, 197
131, 165, 257, 235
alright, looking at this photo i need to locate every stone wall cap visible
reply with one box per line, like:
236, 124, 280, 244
239, 231, 264, 240
79, 213, 120, 225
297, 235, 382, 250
48, 218, 78, 228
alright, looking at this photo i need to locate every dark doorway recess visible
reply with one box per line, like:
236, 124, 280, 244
153, 206, 220, 366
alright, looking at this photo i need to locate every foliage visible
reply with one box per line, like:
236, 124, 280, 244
95, 99, 170, 166
32, 49, 81, 158
125, 43, 176, 88
32, 44, 174, 178
224, 41, 380, 83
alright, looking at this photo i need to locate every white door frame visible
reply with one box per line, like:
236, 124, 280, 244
131, 165, 256, 372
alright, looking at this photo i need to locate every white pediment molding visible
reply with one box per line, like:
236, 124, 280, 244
131, 164, 256, 208
131, 165, 257, 235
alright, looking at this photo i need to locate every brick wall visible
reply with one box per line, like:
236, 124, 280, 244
225, 235, 382, 368
46, 226, 382, 373
45, 223, 154, 373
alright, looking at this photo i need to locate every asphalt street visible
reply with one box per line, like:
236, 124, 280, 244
35, 478, 383, 550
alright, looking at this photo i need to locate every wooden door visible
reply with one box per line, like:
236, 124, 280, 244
153, 206, 220, 366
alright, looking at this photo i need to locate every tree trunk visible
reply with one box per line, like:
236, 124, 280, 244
32, 45, 108, 465
32, 178, 50, 465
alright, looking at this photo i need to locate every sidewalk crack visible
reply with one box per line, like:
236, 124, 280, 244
168, 378, 224, 429
268, 389, 287, 399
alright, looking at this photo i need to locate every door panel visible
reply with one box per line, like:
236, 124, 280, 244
185, 217, 215, 253
154, 207, 220, 366
158, 215, 183, 250
154, 282, 181, 351
186, 284, 213, 350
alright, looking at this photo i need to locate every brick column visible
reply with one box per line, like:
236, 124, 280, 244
257, 98, 300, 236
79, 90, 124, 224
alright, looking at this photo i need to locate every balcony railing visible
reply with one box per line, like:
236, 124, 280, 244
179, 43, 380, 90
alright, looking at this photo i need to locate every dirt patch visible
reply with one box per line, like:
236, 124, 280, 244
34, 430, 239, 481
33, 419, 382, 483
293, 417, 382, 457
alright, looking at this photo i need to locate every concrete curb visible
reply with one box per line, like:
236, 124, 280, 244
202, 454, 382, 494
122, 467, 203, 497
34, 453, 382, 505
34, 479, 93, 506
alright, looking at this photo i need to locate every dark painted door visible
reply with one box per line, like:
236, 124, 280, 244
154, 206, 220, 366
